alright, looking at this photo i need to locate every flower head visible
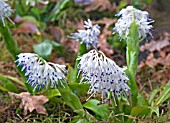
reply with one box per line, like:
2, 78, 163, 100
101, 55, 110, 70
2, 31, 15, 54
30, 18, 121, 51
68, 19, 100, 49
0, 0, 14, 26
113, 6, 154, 39
77, 49, 130, 104
16, 53, 67, 91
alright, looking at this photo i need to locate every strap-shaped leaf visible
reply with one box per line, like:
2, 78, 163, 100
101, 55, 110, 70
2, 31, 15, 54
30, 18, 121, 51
83, 99, 110, 119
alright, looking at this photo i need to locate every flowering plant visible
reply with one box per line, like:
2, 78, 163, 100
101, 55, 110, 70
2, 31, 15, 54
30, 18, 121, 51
1, 1, 169, 122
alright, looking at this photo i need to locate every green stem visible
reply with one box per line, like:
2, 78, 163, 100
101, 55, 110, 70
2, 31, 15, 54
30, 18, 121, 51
73, 43, 86, 83
0, 22, 33, 92
126, 21, 139, 107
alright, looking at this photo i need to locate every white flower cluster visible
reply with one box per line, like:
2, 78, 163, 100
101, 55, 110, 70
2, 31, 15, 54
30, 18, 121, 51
26, 0, 49, 6
68, 19, 100, 49
16, 53, 67, 91
113, 6, 154, 39
77, 49, 130, 104
0, 0, 14, 26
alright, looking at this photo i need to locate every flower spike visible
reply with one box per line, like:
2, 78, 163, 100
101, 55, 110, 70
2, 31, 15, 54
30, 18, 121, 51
68, 19, 100, 49
0, 0, 14, 26
16, 53, 67, 91
77, 49, 130, 105
113, 6, 154, 39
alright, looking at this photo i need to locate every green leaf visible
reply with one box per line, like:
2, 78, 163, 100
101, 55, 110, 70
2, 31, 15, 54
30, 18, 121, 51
66, 64, 74, 82
137, 94, 149, 106
49, 0, 70, 21
49, 97, 64, 103
4, 82, 19, 93
74, 43, 87, 83
44, 88, 61, 99
0, 75, 19, 93
34, 41, 53, 60
0, 85, 8, 92
127, 106, 159, 122
117, 0, 127, 11
154, 81, 170, 106
126, 21, 140, 107
148, 88, 161, 104
161, 93, 170, 104
83, 99, 110, 119
57, 85, 84, 116
131, 106, 151, 117
149, 106, 159, 116
44, 39, 62, 47
68, 83, 89, 97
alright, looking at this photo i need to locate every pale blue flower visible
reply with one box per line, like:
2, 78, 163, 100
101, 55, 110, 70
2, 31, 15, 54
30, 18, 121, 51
113, 6, 154, 39
0, 0, 14, 26
68, 19, 100, 49
16, 53, 67, 91
77, 49, 130, 104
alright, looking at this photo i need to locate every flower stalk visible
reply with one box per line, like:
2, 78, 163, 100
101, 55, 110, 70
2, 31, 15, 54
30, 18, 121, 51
73, 43, 87, 83
0, 23, 26, 81
68, 19, 100, 83
114, 6, 154, 107
126, 21, 140, 107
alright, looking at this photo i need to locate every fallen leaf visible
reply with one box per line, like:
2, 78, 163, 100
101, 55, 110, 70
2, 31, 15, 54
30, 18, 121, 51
93, 18, 117, 29
85, 0, 116, 12
145, 53, 158, 68
16, 22, 40, 35
50, 27, 65, 43
140, 35, 170, 52
9, 92, 49, 115
93, 18, 116, 57
66, 19, 84, 30
137, 32, 170, 89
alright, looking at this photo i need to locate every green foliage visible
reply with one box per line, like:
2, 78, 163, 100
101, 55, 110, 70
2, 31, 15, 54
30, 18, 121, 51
131, 106, 151, 117
137, 94, 149, 106
0, 23, 34, 93
0, 74, 19, 93
154, 81, 170, 106
126, 21, 139, 107
34, 39, 62, 60
73, 43, 87, 83
43, 88, 61, 99
83, 99, 110, 120
49, 0, 71, 21
2, 1, 170, 122
57, 85, 84, 116
34, 40, 53, 60
68, 83, 89, 97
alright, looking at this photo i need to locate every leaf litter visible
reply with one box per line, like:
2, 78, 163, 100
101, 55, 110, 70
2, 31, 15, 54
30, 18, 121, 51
8, 92, 49, 115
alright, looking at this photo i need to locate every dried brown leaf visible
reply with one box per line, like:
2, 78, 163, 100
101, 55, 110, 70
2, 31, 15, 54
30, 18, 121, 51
145, 53, 170, 68
9, 92, 49, 115
85, 0, 116, 12
93, 18, 116, 57
16, 22, 40, 35
140, 36, 170, 52
50, 27, 65, 43
93, 18, 117, 29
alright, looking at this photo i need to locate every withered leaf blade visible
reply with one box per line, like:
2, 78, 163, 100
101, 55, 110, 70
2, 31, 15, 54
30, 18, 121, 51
9, 92, 49, 115
16, 22, 40, 35
85, 0, 116, 12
